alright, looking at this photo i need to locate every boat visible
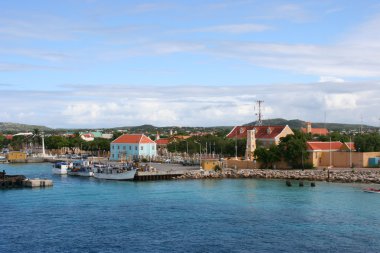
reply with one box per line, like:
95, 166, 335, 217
68, 160, 94, 177
93, 164, 137, 180
363, 188, 380, 193
52, 162, 69, 175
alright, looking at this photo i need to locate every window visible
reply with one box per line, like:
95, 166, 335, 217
135, 146, 137, 151
112, 145, 114, 150
117, 145, 119, 150
152, 146, 155, 150
129, 146, 131, 150
123, 146, 126, 150
112, 154, 114, 158
141, 146, 144, 150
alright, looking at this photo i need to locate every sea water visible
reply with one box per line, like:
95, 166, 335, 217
1, 163, 380, 253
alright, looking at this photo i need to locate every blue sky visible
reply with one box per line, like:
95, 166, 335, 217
1, 0, 380, 128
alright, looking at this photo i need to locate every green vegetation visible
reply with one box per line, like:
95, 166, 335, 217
354, 133, 380, 152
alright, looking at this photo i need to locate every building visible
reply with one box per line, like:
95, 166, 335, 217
307, 141, 360, 167
301, 122, 328, 136
226, 125, 294, 147
110, 134, 156, 161
80, 133, 95, 142
7, 151, 27, 163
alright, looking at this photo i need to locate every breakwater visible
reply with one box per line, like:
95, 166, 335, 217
177, 169, 380, 184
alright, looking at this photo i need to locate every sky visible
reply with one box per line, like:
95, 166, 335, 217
1, 0, 380, 128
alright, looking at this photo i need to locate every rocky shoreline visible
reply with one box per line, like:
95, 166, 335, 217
176, 169, 380, 184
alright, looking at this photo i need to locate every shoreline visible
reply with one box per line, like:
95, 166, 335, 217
176, 168, 380, 184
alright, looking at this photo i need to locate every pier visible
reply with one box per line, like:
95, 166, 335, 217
1, 171, 53, 189
134, 170, 187, 181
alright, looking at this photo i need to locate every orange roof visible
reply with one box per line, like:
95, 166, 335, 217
112, 134, 155, 144
301, 127, 329, 135
226, 125, 289, 139
307, 141, 343, 151
156, 138, 169, 145
343, 142, 356, 151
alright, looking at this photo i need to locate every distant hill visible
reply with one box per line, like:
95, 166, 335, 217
0, 122, 52, 133
245, 118, 375, 131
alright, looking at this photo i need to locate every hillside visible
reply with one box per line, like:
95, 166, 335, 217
0, 122, 52, 133
245, 118, 375, 131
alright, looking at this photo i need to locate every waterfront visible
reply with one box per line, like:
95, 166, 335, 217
1, 163, 380, 252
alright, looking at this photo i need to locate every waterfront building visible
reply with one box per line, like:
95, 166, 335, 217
110, 134, 156, 161
226, 125, 294, 147
7, 151, 27, 162
301, 122, 329, 136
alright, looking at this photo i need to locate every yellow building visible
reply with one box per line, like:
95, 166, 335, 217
7, 151, 27, 162
201, 159, 222, 171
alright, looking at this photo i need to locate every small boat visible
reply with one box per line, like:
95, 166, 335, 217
52, 162, 69, 175
93, 164, 137, 180
68, 160, 94, 177
363, 188, 380, 193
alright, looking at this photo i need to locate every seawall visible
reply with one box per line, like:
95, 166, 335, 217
176, 169, 380, 184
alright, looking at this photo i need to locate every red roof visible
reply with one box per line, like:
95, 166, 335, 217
344, 142, 356, 151
112, 134, 155, 144
226, 126, 289, 139
301, 128, 329, 135
307, 141, 343, 151
156, 138, 169, 145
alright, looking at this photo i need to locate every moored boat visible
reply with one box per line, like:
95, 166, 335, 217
363, 188, 380, 193
93, 164, 137, 180
68, 160, 94, 177
52, 162, 69, 175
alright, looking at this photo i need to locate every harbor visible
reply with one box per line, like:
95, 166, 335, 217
1, 162, 380, 253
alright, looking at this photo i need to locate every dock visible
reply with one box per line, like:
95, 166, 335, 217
1, 170, 53, 189
134, 170, 188, 181
23, 179, 53, 188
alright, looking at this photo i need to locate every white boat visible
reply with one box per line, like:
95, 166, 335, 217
52, 162, 69, 175
93, 165, 137, 180
68, 160, 94, 177
363, 188, 380, 193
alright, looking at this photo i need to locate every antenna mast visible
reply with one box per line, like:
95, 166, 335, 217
255, 100, 264, 126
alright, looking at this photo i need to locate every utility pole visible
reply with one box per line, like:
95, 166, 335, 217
255, 100, 264, 126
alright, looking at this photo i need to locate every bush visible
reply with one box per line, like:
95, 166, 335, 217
214, 165, 222, 172
141, 158, 148, 163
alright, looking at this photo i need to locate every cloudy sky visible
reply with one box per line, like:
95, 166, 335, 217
1, 0, 380, 128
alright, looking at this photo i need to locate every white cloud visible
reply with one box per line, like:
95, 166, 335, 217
192, 24, 270, 34
1, 82, 379, 128
319, 76, 345, 83
324, 94, 358, 110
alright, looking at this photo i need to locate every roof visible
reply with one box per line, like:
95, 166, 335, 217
307, 141, 343, 151
342, 142, 356, 151
112, 134, 155, 144
301, 127, 329, 135
156, 138, 169, 145
226, 125, 289, 139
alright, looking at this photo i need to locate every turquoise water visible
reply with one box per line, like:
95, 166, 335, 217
1, 163, 380, 253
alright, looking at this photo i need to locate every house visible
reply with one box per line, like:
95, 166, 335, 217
110, 134, 156, 161
80, 133, 95, 142
226, 125, 294, 147
307, 141, 362, 167
301, 122, 328, 136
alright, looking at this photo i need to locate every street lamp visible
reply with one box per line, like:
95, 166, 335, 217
195, 141, 202, 169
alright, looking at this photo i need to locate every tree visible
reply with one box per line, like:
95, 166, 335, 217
254, 145, 281, 169
278, 130, 309, 168
354, 133, 380, 152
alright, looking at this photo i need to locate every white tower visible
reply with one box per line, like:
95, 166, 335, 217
245, 129, 256, 160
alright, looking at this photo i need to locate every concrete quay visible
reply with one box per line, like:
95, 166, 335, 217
23, 178, 53, 188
